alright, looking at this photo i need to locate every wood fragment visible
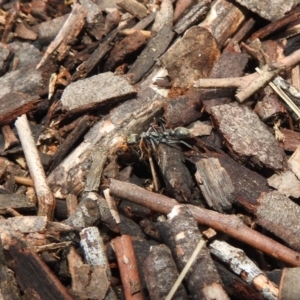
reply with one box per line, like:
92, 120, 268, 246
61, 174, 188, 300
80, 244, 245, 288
173, 0, 210, 35
117, 0, 148, 20
255, 191, 300, 251
80, 227, 117, 299
0, 194, 36, 214
111, 235, 143, 299
15, 115, 55, 220
71, 29, 118, 81
9, 241, 73, 300
200, 0, 247, 45
36, 3, 87, 69
195, 157, 235, 212
215, 261, 264, 300
161, 26, 220, 88
66, 194, 78, 217
156, 143, 194, 202
67, 245, 110, 299
2, 125, 19, 150
158, 205, 229, 299
61, 72, 136, 112
109, 179, 300, 266
47, 85, 165, 198
0, 92, 40, 126
210, 240, 279, 300
211, 102, 287, 171
152, 0, 173, 33
129, 23, 174, 83
143, 244, 189, 300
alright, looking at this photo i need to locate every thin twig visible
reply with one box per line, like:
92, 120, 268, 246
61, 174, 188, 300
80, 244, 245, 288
15, 114, 56, 220
109, 179, 300, 266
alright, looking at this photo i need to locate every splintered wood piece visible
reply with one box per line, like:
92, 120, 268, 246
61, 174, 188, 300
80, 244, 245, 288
161, 26, 220, 88
210, 240, 279, 300
67, 246, 110, 299
235, 0, 298, 21
200, 0, 247, 45
47, 84, 165, 199
15, 115, 55, 220
173, 0, 211, 35
211, 102, 287, 171
256, 191, 300, 251
0, 194, 36, 214
129, 23, 174, 83
152, 0, 173, 33
210, 152, 271, 210
156, 143, 194, 202
109, 179, 300, 266
61, 72, 136, 112
9, 242, 73, 300
143, 244, 189, 300
103, 188, 120, 224
111, 235, 143, 299
80, 227, 117, 299
104, 30, 149, 71
71, 29, 118, 81
195, 157, 235, 212
37, 3, 87, 69
49, 115, 91, 171
158, 205, 229, 299
0, 92, 40, 126
117, 0, 148, 19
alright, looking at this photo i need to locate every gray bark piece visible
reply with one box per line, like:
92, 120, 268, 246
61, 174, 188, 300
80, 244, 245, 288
60, 72, 136, 111
211, 102, 287, 171
129, 23, 175, 83
257, 191, 300, 251
234, 0, 298, 21
195, 157, 235, 212
0, 66, 43, 99
0, 194, 36, 214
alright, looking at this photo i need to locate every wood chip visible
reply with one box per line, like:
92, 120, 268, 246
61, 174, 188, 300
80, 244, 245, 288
61, 72, 136, 112
211, 102, 287, 171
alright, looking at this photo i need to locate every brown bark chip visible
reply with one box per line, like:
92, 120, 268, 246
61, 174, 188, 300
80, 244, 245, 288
160, 26, 220, 88
211, 102, 287, 171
